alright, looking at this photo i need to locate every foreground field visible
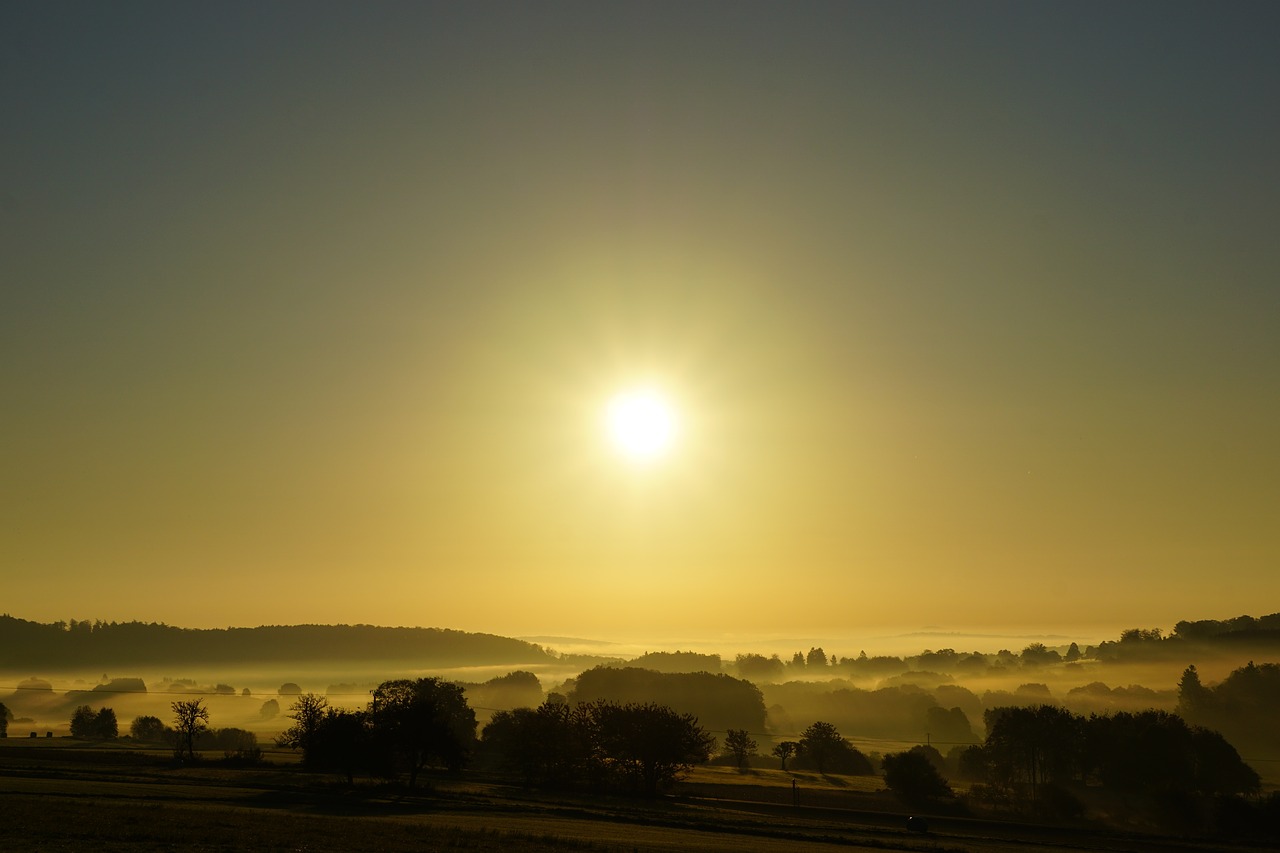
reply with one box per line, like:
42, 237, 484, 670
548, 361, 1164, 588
0, 742, 1271, 852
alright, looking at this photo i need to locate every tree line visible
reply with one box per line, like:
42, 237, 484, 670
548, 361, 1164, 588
954, 704, 1260, 824
0, 614, 554, 668
1178, 661, 1280, 758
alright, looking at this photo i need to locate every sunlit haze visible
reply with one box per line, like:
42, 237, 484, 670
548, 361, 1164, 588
606, 389, 677, 462
3, 3, 1278, 647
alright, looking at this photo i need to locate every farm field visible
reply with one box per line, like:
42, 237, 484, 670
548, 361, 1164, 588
1, 741, 1270, 853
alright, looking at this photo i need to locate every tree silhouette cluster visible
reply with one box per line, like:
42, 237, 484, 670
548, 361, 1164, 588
1178, 662, 1280, 758
882, 746, 954, 806
568, 666, 765, 735
481, 700, 714, 796
724, 614, 1280, 682
793, 721, 873, 775
628, 651, 723, 674
959, 705, 1259, 810
278, 678, 476, 787
69, 705, 118, 739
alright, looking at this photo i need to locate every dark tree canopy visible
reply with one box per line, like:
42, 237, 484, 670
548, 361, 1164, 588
70, 705, 117, 739
481, 700, 713, 796
569, 666, 765, 734
371, 677, 477, 786
308, 709, 370, 784
1177, 661, 1280, 758
797, 721, 872, 775
722, 728, 758, 770
882, 748, 954, 805
734, 653, 785, 682
276, 694, 329, 763
482, 701, 593, 789
628, 651, 722, 674
129, 715, 166, 742
982, 704, 1083, 791
772, 740, 798, 771
457, 670, 544, 711
967, 705, 1258, 801
583, 701, 714, 796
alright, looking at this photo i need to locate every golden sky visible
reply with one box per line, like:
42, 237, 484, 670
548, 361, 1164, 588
3, 3, 1278, 642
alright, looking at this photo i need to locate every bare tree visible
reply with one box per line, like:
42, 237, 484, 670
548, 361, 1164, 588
276, 694, 329, 764
171, 699, 209, 760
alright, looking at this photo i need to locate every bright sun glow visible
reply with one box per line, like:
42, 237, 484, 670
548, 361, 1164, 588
605, 389, 677, 461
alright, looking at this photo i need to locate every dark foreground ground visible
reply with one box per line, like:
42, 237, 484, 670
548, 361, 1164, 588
0, 742, 1272, 853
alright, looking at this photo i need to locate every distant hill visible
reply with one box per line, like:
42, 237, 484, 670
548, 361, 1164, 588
0, 615, 557, 670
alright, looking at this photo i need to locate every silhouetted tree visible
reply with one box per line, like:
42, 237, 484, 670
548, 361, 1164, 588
69, 705, 95, 738
1086, 709, 1258, 797
1176, 664, 1212, 721
629, 651, 722, 673
481, 701, 592, 788
569, 666, 766, 734
259, 698, 280, 720
310, 709, 370, 784
723, 729, 758, 770
171, 699, 209, 760
129, 715, 166, 742
70, 705, 117, 739
790, 651, 806, 669
773, 740, 798, 771
983, 705, 1083, 798
582, 701, 714, 796
0, 701, 9, 737
276, 694, 329, 763
459, 670, 544, 710
735, 653, 786, 682
95, 707, 118, 739
971, 705, 1259, 807
1019, 643, 1061, 667
278, 682, 302, 696
925, 705, 975, 745
210, 727, 260, 761
797, 721, 872, 774
806, 647, 828, 668
1183, 661, 1280, 759
882, 748, 954, 805
370, 677, 476, 786
1190, 726, 1261, 796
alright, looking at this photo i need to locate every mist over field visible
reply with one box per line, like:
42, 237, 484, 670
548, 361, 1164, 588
5, 613, 1276, 783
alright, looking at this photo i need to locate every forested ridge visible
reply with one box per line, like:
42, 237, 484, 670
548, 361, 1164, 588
0, 615, 556, 668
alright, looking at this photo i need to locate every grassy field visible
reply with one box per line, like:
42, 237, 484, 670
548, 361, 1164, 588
1, 741, 1271, 852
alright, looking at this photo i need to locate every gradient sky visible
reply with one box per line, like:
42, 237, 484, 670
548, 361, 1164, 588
4, 2, 1278, 643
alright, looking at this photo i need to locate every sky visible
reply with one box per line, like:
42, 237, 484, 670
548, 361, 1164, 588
4, 2, 1279, 647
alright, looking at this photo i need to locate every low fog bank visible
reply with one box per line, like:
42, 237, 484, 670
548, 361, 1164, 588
4, 613, 1275, 785
522, 625, 1119, 661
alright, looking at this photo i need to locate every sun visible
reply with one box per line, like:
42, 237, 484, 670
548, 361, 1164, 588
605, 389, 677, 461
